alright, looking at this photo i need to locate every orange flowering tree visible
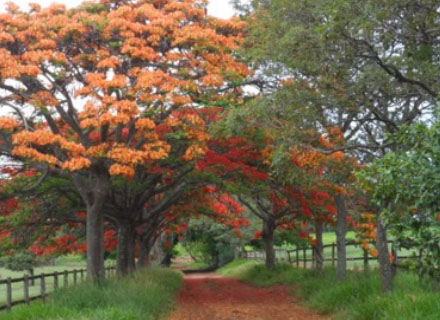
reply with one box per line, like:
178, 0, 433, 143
0, 0, 248, 280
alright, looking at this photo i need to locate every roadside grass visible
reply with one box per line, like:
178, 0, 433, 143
0, 268, 183, 320
218, 260, 440, 320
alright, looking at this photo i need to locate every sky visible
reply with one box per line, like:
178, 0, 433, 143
0, 0, 236, 18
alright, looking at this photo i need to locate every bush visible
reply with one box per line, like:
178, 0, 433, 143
5, 252, 35, 271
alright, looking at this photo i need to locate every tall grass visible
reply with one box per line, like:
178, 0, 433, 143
219, 260, 440, 320
0, 268, 183, 320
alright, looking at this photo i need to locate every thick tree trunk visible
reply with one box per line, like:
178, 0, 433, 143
117, 223, 136, 276
334, 194, 347, 280
376, 216, 393, 293
161, 235, 178, 267
314, 221, 324, 272
76, 172, 109, 283
262, 220, 276, 270
127, 232, 136, 272
136, 236, 148, 269
87, 204, 105, 282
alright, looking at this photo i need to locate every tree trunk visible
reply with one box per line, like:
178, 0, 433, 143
87, 204, 105, 282
117, 223, 136, 276
77, 172, 109, 283
128, 231, 136, 272
136, 236, 147, 269
334, 194, 347, 280
262, 219, 276, 270
314, 221, 324, 272
376, 215, 393, 293
161, 235, 178, 267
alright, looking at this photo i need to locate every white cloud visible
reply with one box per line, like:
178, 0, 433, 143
0, 0, 235, 18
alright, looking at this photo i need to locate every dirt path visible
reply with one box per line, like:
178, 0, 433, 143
167, 273, 326, 320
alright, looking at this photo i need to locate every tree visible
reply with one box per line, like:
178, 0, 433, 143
357, 114, 440, 285
233, 0, 440, 291
198, 134, 339, 270
0, 0, 248, 280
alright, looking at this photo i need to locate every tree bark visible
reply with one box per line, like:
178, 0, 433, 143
262, 219, 276, 270
314, 221, 324, 272
334, 194, 347, 280
136, 236, 148, 269
75, 172, 109, 283
376, 215, 393, 293
117, 223, 136, 276
86, 203, 105, 282
127, 231, 136, 272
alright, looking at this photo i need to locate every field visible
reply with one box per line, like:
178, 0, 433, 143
0, 255, 115, 307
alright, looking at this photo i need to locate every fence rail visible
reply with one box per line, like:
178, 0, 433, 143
241, 240, 419, 269
0, 267, 116, 311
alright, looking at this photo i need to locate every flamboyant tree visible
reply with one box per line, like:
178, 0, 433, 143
0, 0, 249, 280
196, 133, 341, 270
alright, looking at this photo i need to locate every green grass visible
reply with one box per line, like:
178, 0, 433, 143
0, 268, 183, 320
174, 243, 189, 257
187, 261, 210, 269
219, 260, 440, 320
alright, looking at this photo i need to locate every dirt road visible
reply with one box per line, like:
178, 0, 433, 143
167, 273, 326, 320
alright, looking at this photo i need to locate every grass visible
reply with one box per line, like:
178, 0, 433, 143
173, 243, 189, 257
187, 261, 210, 269
218, 260, 440, 320
0, 268, 183, 320
0, 255, 115, 306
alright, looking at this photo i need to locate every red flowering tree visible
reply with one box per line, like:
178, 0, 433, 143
0, 0, 248, 280
199, 128, 351, 269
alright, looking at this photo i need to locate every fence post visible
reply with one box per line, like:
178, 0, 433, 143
303, 248, 306, 269
287, 251, 292, 265
40, 273, 46, 300
391, 243, 398, 277
24, 274, 30, 304
73, 269, 77, 285
81, 269, 84, 281
363, 250, 369, 269
332, 243, 336, 267
64, 270, 68, 288
54, 272, 58, 290
6, 277, 12, 310
296, 248, 299, 267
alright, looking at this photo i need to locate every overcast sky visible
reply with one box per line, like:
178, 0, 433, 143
0, 0, 236, 18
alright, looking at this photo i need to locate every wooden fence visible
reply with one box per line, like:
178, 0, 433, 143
241, 241, 418, 269
0, 267, 116, 311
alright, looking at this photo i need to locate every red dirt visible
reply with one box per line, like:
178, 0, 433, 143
167, 273, 326, 320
